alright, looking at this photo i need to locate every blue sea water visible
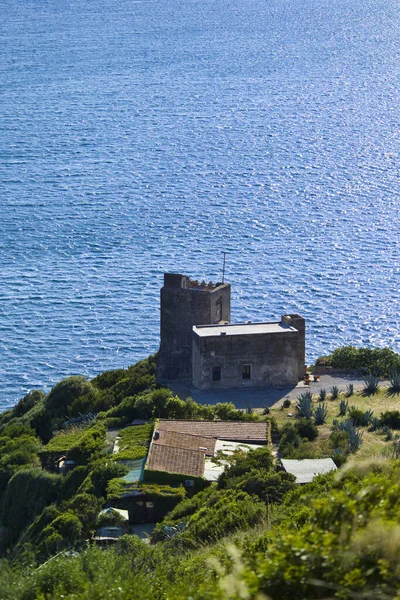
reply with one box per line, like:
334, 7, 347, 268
1, 0, 399, 410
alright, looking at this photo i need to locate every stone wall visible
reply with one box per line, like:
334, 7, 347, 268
192, 328, 300, 389
156, 273, 231, 381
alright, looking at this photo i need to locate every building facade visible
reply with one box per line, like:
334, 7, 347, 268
156, 272, 305, 389
192, 319, 304, 389
156, 273, 231, 381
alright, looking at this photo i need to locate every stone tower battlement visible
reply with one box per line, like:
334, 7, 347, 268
156, 273, 231, 381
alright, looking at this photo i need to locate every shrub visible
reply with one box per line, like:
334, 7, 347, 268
164, 396, 188, 419
346, 383, 354, 396
154, 489, 266, 547
218, 447, 274, 488
45, 376, 96, 419
318, 388, 327, 402
327, 346, 400, 376
282, 398, 291, 409
1, 468, 61, 546
13, 390, 45, 418
339, 399, 348, 416
383, 425, 393, 441
294, 418, 318, 441
347, 407, 364, 426
151, 388, 173, 418
380, 411, 400, 429
78, 459, 128, 497
279, 424, 302, 457
348, 407, 373, 427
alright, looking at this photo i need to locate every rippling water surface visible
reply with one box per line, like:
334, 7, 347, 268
1, 0, 399, 409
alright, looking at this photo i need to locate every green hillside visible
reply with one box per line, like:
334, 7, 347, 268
0, 352, 400, 599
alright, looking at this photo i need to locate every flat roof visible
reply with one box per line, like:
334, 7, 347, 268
281, 458, 337, 484
193, 322, 296, 337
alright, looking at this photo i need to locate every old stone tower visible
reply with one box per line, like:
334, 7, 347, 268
156, 273, 231, 381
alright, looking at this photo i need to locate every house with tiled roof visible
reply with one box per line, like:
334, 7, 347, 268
144, 420, 267, 485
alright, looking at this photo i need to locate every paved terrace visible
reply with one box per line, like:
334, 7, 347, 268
168, 372, 375, 410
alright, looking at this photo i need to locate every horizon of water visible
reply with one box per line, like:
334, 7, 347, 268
1, 0, 399, 410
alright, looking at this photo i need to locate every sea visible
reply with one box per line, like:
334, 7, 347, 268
1, 0, 399, 411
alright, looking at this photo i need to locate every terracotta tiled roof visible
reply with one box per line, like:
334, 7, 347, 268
146, 443, 205, 477
153, 430, 216, 455
158, 420, 267, 442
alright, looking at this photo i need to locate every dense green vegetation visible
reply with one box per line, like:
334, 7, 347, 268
113, 423, 153, 460
316, 345, 400, 376
1, 349, 400, 599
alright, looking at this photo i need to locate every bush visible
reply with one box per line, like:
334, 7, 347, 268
45, 376, 97, 419
380, 411, 400, 429
218, 447, 274, 488
1, 468, 61, 546
13, 390, 45, 418
348, 407, 373, 427
279, 424, 302, 458
339, 399, 348, 417
282, 398, 291, 409
318, 389, 327, 402
294, 418, 318, 441
321, 346, 400, 377
153, 488, 266, 547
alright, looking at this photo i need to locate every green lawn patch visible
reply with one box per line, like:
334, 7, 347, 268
112, 423, 153, 461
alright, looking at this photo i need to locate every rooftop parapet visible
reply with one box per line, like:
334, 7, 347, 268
163, 273, 225, 291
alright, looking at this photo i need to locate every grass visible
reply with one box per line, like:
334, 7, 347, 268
43, 426, 93, 452
113, 423, 153, 460
270, 387, 400, 459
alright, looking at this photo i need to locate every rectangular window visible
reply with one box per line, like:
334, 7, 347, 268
241, 364, 251, 380
212, 366, 221, 381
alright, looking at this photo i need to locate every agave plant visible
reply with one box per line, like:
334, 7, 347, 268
361, 409, 374, 427
330, 385, 339, 400
334, 419, 363, 452
389, 370, 400, 394
314, 402, 328, 425
363, 373, 379, 395
161, 520, 186, 540
296, 391, 314, 419
346, 383, 354, 397
368, 417, 381, 432
339, 398, 348, 417
318, 388, 327, 402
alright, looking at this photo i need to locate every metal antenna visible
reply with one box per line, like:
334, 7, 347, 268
222, 252, 227, 283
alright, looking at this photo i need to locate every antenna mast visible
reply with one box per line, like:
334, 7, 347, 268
222, 252, 227, 283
